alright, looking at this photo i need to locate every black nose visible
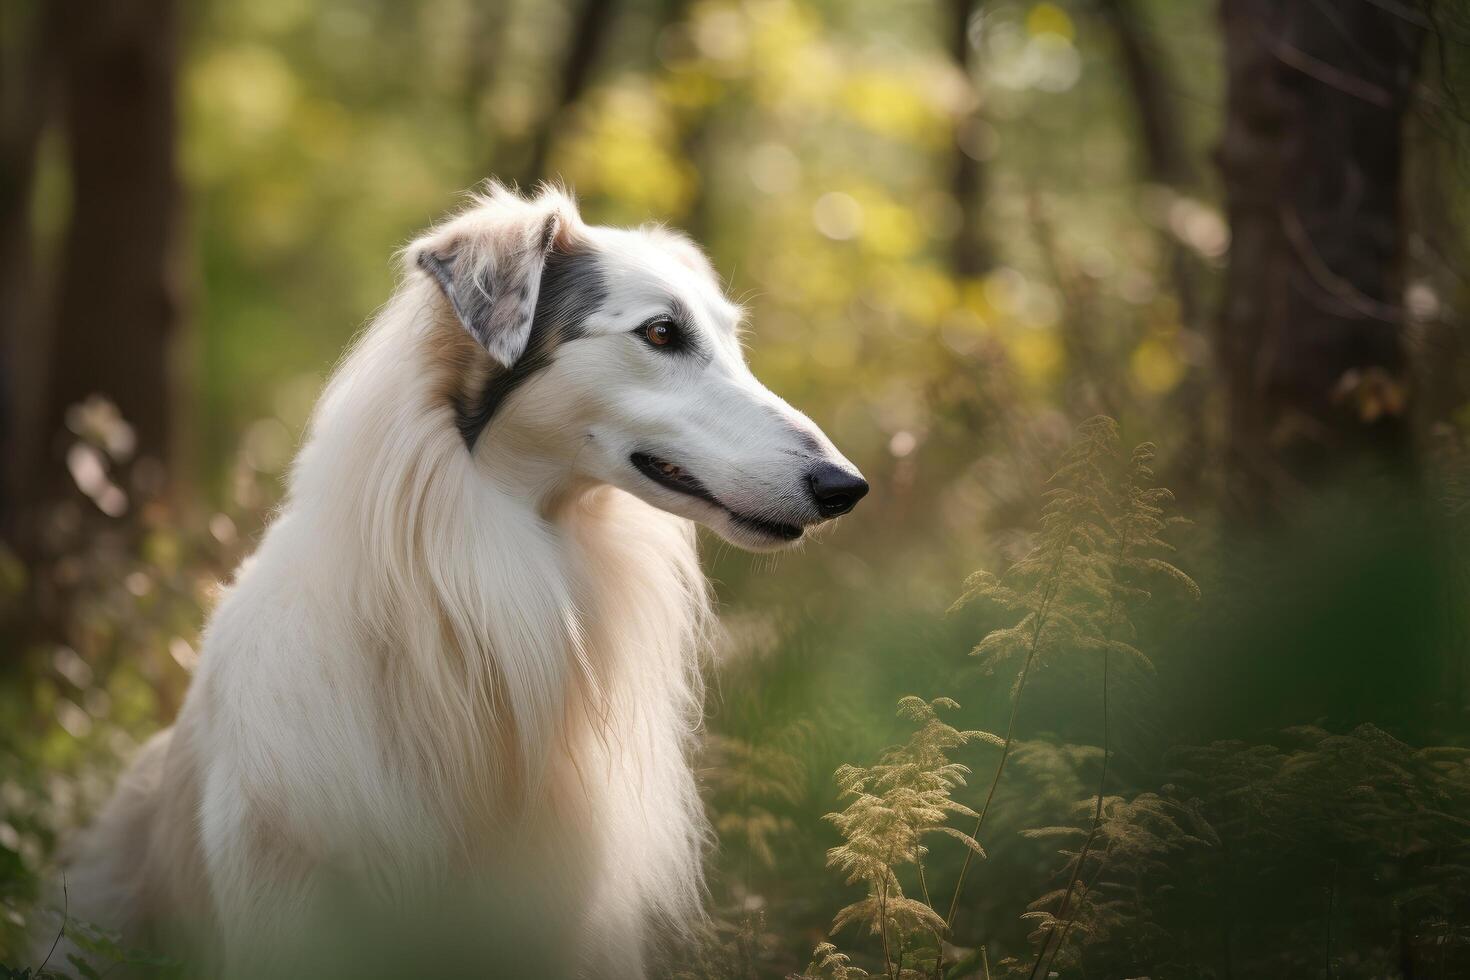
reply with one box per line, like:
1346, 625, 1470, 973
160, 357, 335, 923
806, 462, 869, 518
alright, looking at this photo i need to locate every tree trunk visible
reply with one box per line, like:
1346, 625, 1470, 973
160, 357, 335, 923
0, 1, 62, 538
1216, 0, 1423, 521
1102, 0, 1190, 187
1100, 0, 1201, 329
41, 0, 183, 499
521, 0, 620, 185
948, 0, 990, 278
1098, 0, 1211, 490
461, 0, 513, 185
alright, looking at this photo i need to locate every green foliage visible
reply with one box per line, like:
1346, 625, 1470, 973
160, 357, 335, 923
705, 729, 810, 872
57, 918, 182, 980
1005, 427, 1197, 977
820, 696, 997, 978
1171, 725, 1470, 973
790, 941, 870, 980
1017, 792, 1214, 976
953, 417, 1195, 686
0, 876, 182, 980
670, 908, 790, 980
1004, 723, 1470, 977
803, 417, 1199, 978
0, 398, 280, 961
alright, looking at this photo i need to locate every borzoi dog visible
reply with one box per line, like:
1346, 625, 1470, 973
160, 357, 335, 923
52, 184, 866, 977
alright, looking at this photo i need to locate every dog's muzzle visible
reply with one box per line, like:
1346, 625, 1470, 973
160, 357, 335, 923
630, 451, 866, 540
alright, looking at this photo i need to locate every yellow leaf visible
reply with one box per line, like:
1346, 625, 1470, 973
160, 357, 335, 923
1027, 2, 1076, 42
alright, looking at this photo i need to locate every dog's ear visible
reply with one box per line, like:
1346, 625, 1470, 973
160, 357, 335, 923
410, 187, 578, 368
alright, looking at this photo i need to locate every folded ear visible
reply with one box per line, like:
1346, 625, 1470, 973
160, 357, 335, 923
410, 187, 577, 368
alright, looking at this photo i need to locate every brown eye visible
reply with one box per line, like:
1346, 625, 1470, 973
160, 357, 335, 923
642, 319, 676, 348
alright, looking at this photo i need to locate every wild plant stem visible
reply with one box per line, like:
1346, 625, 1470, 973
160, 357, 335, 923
918, 861, 947, 980
911, 863, 946, 980
1325, 860, 1337, 979
945, 569, 1064, 932
943, 447, 1108, 961
1038, 840, 1116, 980
879, 878, 895, 979
38, 872, 67, 977
918, 861, 932, 909
943, 645, 1035, 930
1028, 513, 1132, 980
1027, 649, 1109, 980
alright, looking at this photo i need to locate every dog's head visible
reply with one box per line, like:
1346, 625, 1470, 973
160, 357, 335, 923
406, 183, 867, 551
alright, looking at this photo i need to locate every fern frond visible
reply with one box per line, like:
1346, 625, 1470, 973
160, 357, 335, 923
933, 825, 987, 858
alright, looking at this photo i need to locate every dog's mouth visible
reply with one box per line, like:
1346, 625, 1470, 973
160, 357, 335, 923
630, 452, 804, 542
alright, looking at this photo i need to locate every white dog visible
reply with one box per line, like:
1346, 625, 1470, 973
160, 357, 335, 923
51, 184, 866, 978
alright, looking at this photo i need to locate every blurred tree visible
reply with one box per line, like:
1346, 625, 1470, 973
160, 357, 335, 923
42, 0, 183, 501
948, 0, 991, 278
461, 1, 515, 183
1216, 0, 1424, 521
1405, 5, 1470, 432
0, 1, 61, 538
1098, 0, 1209, 477
522, 0, 622, 185
1099, 0, 1191, 189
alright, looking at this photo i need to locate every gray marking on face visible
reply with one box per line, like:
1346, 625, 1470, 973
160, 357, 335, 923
454, 244, 609, 447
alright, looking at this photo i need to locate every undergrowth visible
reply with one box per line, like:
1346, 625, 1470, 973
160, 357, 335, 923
793, 417, 1198, 979
775, 417, 1470, 978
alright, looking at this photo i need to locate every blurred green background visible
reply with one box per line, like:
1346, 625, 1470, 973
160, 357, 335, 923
3, 0, 1470, 976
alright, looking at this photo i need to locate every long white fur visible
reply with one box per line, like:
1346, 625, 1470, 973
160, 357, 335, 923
49, 185, 862, 978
